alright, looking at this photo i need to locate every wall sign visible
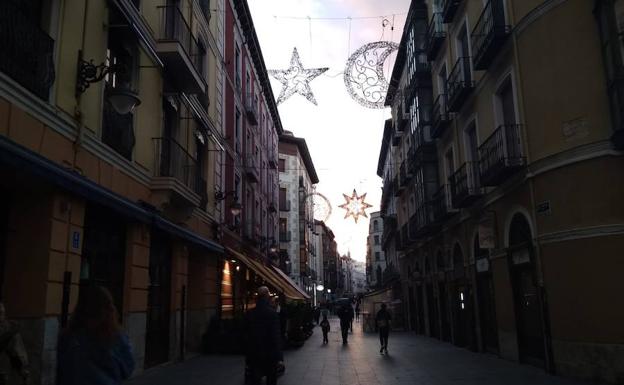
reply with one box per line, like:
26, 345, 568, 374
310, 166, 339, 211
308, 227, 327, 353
476, 258, 490, 273
70, 229, 82, 253
536, 201, 551, 216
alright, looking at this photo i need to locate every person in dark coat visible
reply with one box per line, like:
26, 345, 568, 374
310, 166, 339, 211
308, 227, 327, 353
337, 304, 354, 344
245, 286, 283, 385
57, 286, 135, 385
376, 303, 392, 354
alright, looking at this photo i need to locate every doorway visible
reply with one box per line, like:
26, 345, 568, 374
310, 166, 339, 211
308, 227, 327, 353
474, 236, 499, 353
508, 214, 545, 367
426, 282, 439, 338
438, 281, 451, 342
81, 205, 127, 316
0, 191, 8, 301
145, 230, 172, 368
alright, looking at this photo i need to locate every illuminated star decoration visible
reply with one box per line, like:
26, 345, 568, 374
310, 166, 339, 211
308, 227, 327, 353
268, 48, 328, 105
338, 189, 373, 223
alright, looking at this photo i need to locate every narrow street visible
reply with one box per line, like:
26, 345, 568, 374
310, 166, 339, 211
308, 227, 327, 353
127, 317, 596, 385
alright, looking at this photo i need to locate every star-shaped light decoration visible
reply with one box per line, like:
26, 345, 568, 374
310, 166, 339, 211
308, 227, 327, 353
338, 189, 373, 223
268, 48, 328, 105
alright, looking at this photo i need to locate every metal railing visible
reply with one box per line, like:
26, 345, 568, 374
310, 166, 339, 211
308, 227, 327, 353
471, 0, 510, 70
449, 162, 481, 207
432, 94, 451, 138
432, 184, 455, 221
153, 137, 200, 194
426, 13, 446, 60
447, 57, 474, 111
157, 5, 203, 74
0, 0, 55, 99
478, 124, 525, 185
245, 92, 258, 125
279, 231, 291, 242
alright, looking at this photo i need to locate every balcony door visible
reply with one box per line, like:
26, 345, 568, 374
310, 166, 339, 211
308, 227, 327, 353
456, 23, 472, 80
464, 121, 479, 163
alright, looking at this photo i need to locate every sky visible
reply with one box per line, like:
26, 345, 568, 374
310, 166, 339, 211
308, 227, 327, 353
248, 0, 409, 262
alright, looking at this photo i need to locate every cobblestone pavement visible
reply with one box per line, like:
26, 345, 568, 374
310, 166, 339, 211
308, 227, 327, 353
127, 317, 599, 385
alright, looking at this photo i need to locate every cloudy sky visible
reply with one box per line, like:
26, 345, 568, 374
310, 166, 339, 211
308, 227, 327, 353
248, 0, 409, 261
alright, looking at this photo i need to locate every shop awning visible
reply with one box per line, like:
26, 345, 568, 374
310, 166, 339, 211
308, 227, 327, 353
0, 136, 223, 254
271, 265, 311, 300
226, 247, 306, 301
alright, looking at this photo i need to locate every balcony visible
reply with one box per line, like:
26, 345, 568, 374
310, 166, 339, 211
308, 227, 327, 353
471, 0, 511, 71
395, 230, 404, 251
412, 113, 437, 165
152, 137, 201, 207
382, 215, 397, 246
431, 184, 457, 222
268, 152, 277, 169
408, 214, 418, 241
442, 0, 463, 23
269, 202, 277, 213
392, 125, 403, 146
478, 124, 525, 186
401, 224, 409, 248
449, 162, 482, 208
399, 161, 408, 189
393, 175, 401, 197
0, 1, 55, 100
156, 5, 205, 94
447, 57, 474, 112
431, 94, 452, 138
414, 201, 437, 237
245, 92, 258, 125
427, 13, 446, 61
279, 200, 291, 212
279, 231, 292, 243
244, 155, 259, 183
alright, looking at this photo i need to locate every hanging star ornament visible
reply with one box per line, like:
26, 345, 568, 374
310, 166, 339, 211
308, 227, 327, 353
268, 48, 328, 105
338, 189, 373, 223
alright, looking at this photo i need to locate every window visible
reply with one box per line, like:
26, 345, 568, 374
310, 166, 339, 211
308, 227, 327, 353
278, 158, 286, 172
235, 43, 241, 93
464, 121, 479, 162
445, 146, 455, 181
438, 64, 448, 96
374, 235, 380, 245
375, 252, 380, 261
496, 77, 516, 125
279, 218, 287, 233
199, 0, 210, 21
279, 187, 287, 205
102, 23, 138, 160
235, 108, 241, 154
373, 220, 379, 232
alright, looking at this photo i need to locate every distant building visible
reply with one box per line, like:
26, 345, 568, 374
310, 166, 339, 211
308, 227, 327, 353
351, 261, 367, 295
278, 131, 319, 297
366, 211, 386, 288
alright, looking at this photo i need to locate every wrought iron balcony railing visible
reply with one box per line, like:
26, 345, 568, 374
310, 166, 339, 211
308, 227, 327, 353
158, 5, 203, 74
0, 0, 55, 99
431, 94, 452, 138
153, 137, 200, 195
471, 0, 511, 70
447, 57, 474, 112
244, 155, 259, 183
449, 162, 482, 208
442, 0, 463, 23
279, 231, 292, 242
245, 92, 258, 125
432, 184, 457, 222
427, 13, 446, 61
408, 214, 418, 241
399, 161, 408, 189
478, 124, 525, 186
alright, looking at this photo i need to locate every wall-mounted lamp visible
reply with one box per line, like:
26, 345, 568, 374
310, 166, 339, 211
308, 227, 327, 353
215, 190, 242, 216
76, 50, 141, 114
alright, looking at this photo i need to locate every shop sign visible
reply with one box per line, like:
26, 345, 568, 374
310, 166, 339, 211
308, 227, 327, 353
476, 258, 490, 273
70, 229, 82, 253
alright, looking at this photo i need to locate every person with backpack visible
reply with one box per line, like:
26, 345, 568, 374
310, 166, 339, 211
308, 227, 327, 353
337, 304, 354, 344
376, 303, 392, 354
320, 315, 330, 344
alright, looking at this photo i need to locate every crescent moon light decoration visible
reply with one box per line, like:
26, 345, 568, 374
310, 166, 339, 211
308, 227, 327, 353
305, 192, 332, 222
343, 41, 399, 109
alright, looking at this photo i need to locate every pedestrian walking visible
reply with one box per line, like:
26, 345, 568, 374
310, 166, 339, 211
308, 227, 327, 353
337, 303, 354, 344
320, 315, 330, 344
245, 286, 283, 385
57, 285, 135, 385
355, 302, 361, 322
314, 306, 321, 325
376, 303, 392, 354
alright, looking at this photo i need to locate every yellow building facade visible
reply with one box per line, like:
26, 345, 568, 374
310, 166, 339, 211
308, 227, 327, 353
0, 0, 227, 383
381, 0, 624, 383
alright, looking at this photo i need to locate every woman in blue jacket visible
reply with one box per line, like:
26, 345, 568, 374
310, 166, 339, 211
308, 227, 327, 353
58, 286, 135, 385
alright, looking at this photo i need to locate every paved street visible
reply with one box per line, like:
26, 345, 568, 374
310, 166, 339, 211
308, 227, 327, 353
127, 317, 598, 385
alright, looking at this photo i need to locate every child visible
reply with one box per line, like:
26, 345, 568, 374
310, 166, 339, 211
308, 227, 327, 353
320, 315, 330, 344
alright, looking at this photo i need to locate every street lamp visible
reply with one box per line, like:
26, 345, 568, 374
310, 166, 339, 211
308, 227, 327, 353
215, 190, 242, 216
316, 284, 324, 291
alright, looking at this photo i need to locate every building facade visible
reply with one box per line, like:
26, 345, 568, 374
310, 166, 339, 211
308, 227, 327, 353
366, 211, 387, 288
380, 0, 624, 383
0, 0, 228, 383
278, 131, 319, 297
317, 220, 338, 302
351, 260, 368, 295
